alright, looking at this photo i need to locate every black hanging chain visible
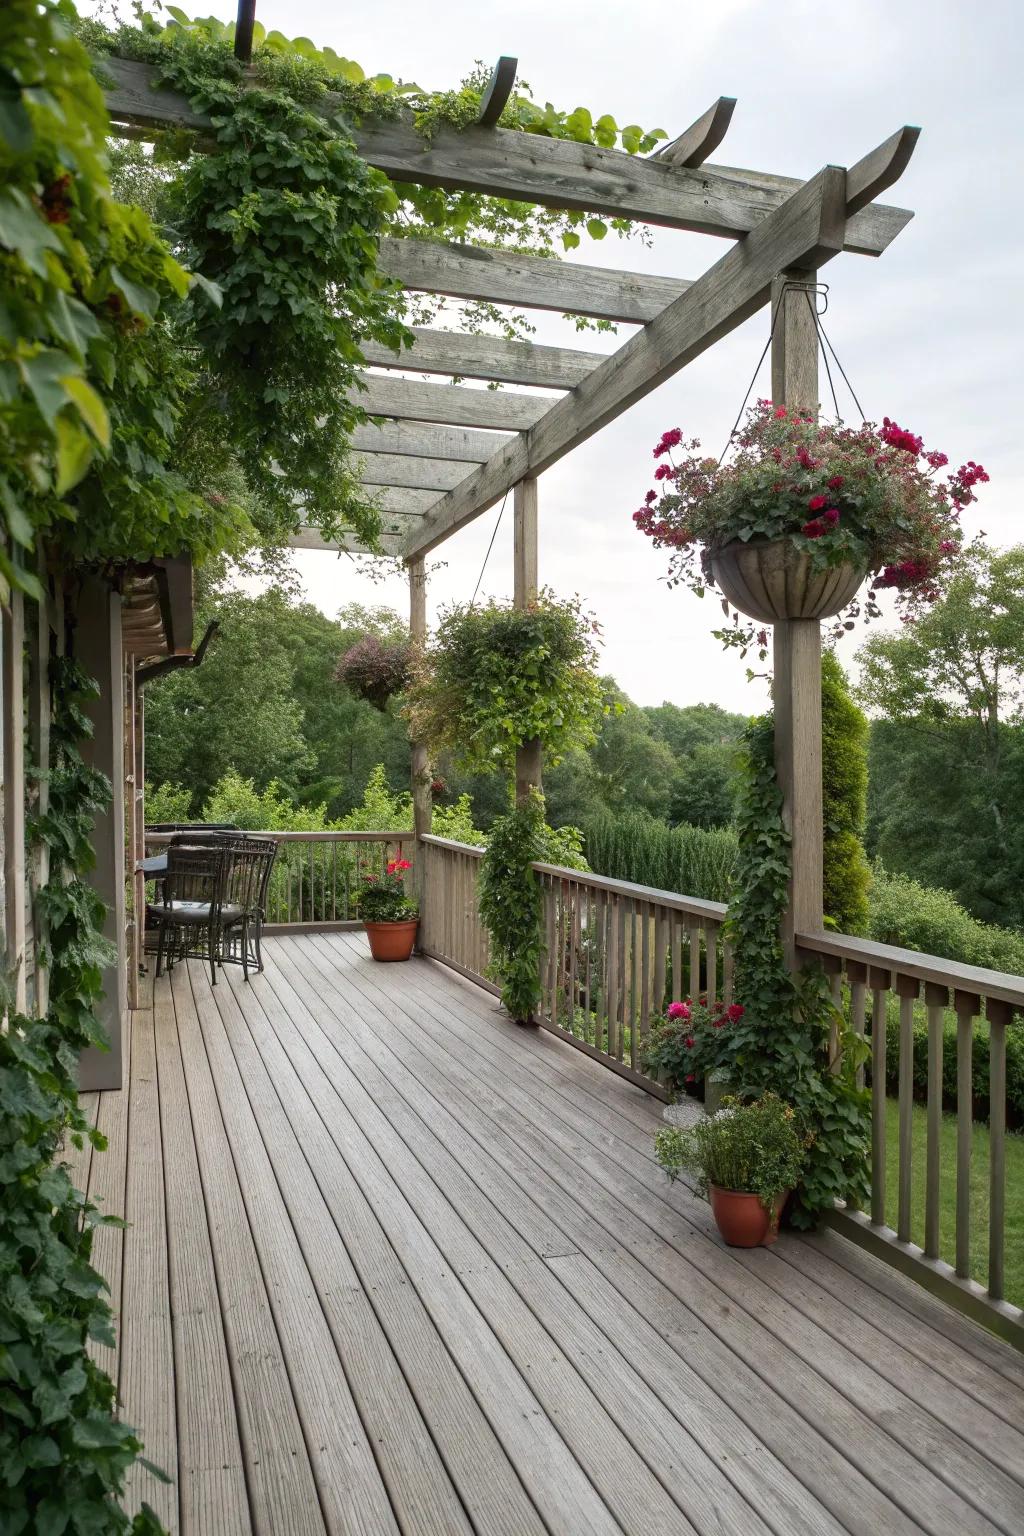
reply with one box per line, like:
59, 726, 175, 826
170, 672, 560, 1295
469, 485, 511, 609
719, 278, 868, 464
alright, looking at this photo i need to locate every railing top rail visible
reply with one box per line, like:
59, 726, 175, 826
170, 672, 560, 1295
796, 928, 1024, 1009
145, 828, 412, 845
531, 861, 729, 922
419, 834, 485, 858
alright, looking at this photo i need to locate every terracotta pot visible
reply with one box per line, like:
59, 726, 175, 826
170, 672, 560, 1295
365, 919, 419, 962
709, 1184, 788, 1247
710, 538, 866, 623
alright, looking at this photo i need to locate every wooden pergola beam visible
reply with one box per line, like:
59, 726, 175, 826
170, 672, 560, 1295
357, 453, 469, 492
359, 373, 550, 430
652, 97, 737, 168
378, 237, 690, 323
367, 486, 442, 515
287, 526, 410, 556
361, 327, 604, 389
101, 57, 911, 255
350, 420, 513, 462
403, 164, 852, 557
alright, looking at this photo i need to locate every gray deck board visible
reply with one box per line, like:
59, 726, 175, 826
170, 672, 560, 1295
75, 935, 1024, 1536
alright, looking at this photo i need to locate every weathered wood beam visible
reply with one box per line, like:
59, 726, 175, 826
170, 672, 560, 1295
357, 453, 468, 492
845, 125, 921, 217
367, 486, 443, 515
652, 97, 737, 168
288, 527, 408, 555
359, 373, 550, 430
477, 57, 517, 127
378, 237, 689, 322
404, 163, 853, 556
361, 326, 604, 388
101, 57, 912, 255
351, 419, 513, 462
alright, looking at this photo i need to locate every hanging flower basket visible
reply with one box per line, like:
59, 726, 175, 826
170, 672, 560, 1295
709, 538, 866, 622
633, 406, 988, 645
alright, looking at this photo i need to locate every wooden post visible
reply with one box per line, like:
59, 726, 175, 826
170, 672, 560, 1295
27, 569, 52, 1016
513, 477, 542, 805
75, 577, 126, 1092
770, 269, 823, 959
2, 590, 26, 1013
408, 556, 432, 919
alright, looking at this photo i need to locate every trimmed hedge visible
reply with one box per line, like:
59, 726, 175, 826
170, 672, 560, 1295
583, 810, 736, 903
869, 865, 1024, 977
821, 652, 871, 934
874, 1009, 1024, 1131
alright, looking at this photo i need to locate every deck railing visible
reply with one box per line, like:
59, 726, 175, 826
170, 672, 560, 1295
144, 829, 414, 929
419, 835, 730, 1097
797, 929, 1024, 1348
418, 834, 1022, 1346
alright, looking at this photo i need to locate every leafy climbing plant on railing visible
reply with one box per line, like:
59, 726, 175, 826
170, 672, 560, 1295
1, 657, 165, 1535
723, 714, 871, 1225
479, 788, 547, 1024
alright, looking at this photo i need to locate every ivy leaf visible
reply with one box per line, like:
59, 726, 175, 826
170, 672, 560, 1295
188, 270, 223, 309
586, 219, 607, 241
0, 189, 62, 277
0, 66, 32, 154
109, 266, 158, 322
61, 376, 111, 450
54, 414, 95, 496
561, 230, 581, 252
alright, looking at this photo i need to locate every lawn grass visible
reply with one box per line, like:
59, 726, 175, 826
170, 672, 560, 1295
882, 1097, 1024, 1309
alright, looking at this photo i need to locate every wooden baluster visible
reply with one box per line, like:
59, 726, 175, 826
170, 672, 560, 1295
705, 921, 718, 1006
689, 925, 701, 1002
640, 904, 652, 1052
583, 887, 594, 1045
627, 900, 638, 1066
331, 842, 338, 921
986, 997, 1011, 1300
847, 960, 868, 1092
895, 974, 920, 1244
652, 908, 667, 1016
869, 966, 892, 1226
822, 953, 844, 1074
954, 989, 981, 1279
568, 881, 579, 1036
722, 936, 734, 1007
924, 981, 948, 1261
670, 914, 682, 1008
606, 893, 620, 1056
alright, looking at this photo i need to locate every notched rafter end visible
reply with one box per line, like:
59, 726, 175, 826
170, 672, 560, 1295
653, 96, 737, 169
845, 125, 921, 217
477, 56, 519, 128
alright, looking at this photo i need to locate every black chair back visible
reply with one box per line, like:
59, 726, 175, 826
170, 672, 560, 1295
163, 844, 227, 909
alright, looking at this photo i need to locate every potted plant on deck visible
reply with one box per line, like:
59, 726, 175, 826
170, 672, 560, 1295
655, 1093, 806, 1247
359, 857, 419, 961
639, 996, 743, 1107
633, 403, 986, 632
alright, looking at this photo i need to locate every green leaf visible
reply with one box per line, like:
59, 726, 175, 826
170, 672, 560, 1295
586, 219, 607, 241
61, 377, 111, 450
188, 270, 223, 309
0, 189, 62, 277
0, 66, 32, 153
560, 230, 581, 252
54, 414, 95, 496
109, 266, 158, 322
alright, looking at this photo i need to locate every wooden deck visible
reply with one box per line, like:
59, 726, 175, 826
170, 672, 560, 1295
69, 933, 1024, 1536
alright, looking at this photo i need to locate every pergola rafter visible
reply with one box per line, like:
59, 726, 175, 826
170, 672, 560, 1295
99, 55, 919, 566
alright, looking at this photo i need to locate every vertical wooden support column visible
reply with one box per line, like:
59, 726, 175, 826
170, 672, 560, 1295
75, 577, 126, 1092
3, 590, 26, 1013
513, 477, 542, 806
770, 268, 824, 959
408, 556, 432, 917
27, 573, 52, 1016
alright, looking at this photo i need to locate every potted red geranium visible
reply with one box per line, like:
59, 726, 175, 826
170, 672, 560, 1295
633, 403, 987, 638
359, 856, 419, 961
639, 996, 743, 1104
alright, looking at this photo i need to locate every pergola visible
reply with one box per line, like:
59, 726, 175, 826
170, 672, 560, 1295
102, 49, 920, 944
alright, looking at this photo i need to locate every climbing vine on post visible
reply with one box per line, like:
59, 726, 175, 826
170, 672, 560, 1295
723, 715, 871, 1225
479, 787, 547, 1023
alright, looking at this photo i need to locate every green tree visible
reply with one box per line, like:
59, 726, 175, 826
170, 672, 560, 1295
857, 543, 1024, 926
821, 650, 871, 933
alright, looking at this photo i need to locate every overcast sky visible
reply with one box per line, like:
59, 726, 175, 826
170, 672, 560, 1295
143, 1, 1024, 712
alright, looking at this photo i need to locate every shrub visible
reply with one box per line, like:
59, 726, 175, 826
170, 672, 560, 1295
869, 864, 1024, 976
821, 651, 871, 933
639, 998, 744, 1093
430, 794, 486, 847
584, 810, 736, 902
144, 780, 193, 824
199, 770, 329, 831
338, 764, 412, 832
878, 1010, 1024, 1130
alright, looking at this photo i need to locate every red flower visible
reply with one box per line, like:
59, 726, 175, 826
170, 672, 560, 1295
666, 1001, 690, 1021
684, 1035, 695, 1049
807, 494, 829, 511
827, 475, 844, 490
880, 417, 923, 455
823, 507, 840, 526
653, 428, 682, 458
685, 1073, 697, 1085
802, 518, 826, 538
653, 463, 673, 481
726, 1003, 745, 1021
644, 489, 657, 505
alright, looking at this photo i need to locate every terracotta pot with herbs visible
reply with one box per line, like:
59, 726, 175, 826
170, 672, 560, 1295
633, 403, 987, 640
359, 857, 419, 962
655, 1093, 806, 1247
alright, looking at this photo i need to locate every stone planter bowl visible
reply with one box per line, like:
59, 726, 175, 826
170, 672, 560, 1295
709, 538, 866, 623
